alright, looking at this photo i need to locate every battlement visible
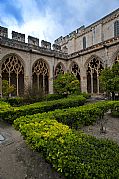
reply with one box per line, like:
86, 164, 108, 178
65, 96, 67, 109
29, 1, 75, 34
52, 44, 61, 51
0, 26, 8, 38
0, 26, 64, 53
28, 36, 39, 46
12, 31, 25, 42
41, 40, 51, 49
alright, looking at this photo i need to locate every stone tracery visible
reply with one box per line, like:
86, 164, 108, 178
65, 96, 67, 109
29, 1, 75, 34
32, 59, 49, 93
55, 62, 64, 77
70, 62, 80, 81
1, 55, 24, 96
87, 58, 103, 93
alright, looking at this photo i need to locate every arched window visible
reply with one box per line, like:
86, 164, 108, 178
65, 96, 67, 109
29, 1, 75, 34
70, 62, 80, 81
87, 58, 103, 93
55, 62, 64, 77
32, 60, 49, 94
2, 55, 24, 96
83, 36, 86, 49
114, 21, 119, 37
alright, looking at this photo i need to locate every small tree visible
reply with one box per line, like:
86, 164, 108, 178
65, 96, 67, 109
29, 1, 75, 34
2, 80, 15, 98
53, 72, 80, 96
100, 62, 119, 100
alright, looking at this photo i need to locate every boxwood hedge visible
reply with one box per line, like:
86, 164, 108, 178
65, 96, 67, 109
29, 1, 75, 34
0, 101, 11, 112
1, 95, 86, 123
14, 100, 119, 130
18, 117, 119, 178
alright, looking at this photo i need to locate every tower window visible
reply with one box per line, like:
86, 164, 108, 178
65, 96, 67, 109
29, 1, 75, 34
114, 21, 119, 37
83, 36, 86, 49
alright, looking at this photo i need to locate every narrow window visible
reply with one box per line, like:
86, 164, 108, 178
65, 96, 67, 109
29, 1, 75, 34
83, 36, 86, 49
114, 21, 119, 37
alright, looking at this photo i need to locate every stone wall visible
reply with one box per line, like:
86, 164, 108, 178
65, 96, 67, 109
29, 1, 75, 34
55, 8, 119, 54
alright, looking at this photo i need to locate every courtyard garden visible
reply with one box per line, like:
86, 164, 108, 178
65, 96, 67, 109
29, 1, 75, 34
0, 71, 119, 178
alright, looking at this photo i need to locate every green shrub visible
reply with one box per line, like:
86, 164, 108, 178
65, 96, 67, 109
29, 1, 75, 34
44, 94, 65, 101
111, 101, 119, 117
3, 97, 24, 106
1, 95, 86, 123
17, 117, 119, 178
0, 100, 11, 110
80, 92, 91, 99
14, 100, 116, 130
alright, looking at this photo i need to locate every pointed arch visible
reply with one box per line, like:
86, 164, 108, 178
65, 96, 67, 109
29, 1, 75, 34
32, 59, 49, 94
55, 62, 65, 77
86, 56, 104, 93
69, 61, 80, 82
1, 53, 24, 96
111, 49, 119, 65
84, 55, 103, 69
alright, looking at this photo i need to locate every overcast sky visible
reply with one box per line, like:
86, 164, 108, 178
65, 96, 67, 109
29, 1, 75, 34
0, 0, 119, 44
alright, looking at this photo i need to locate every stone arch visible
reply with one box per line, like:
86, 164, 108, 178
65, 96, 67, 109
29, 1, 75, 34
86, 56, 104, 94
32, 59, 49, 94
1, 53, 24, 96
84, 55, 103, 69
69, 61, 80, 82
110, 49, 119, 65
55, 62, 65, 77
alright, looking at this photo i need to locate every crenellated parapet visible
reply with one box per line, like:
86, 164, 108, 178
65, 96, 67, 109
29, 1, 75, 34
41, 40, 51, 49
28, 36, 39, 46
0, 26, 68, 59
0, 26, 8, 38
12, 31, 25, 42
52, 44, 61, 51
0, 26, 67, 56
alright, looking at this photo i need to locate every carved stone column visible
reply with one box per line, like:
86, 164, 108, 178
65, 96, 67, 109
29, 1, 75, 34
24, 76, 31, 95
80, 66, 87, 93
91, 70, 93, 94
97, 72, 99, 94
49, 77, 53, 94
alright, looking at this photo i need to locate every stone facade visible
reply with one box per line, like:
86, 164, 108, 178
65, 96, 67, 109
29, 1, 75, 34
0, 8, 119, 97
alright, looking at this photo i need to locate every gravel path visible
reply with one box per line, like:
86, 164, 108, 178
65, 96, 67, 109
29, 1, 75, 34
0, 120, 64, 179
82, 113, 119, 144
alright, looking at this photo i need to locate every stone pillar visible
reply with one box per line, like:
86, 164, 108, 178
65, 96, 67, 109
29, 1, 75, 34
91, 71, 93, 93
97, 72, 99, 94
81, 76, 87, 92
80, 66, 87, 93
16, 74, 19, 96
49, 77, 53, 94
24, 76, 31, 94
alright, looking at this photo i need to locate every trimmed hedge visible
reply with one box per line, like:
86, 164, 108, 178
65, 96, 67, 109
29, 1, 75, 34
14, 100, 118, 130
2, 97, 24, 106
111, 101, 119, 117
1, 95, 86, 123
17, 117, 119, 178
2, 94, 66, 106
0, 101, 11, 112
